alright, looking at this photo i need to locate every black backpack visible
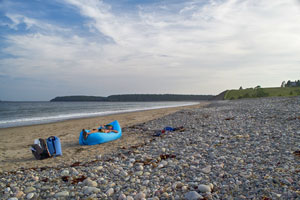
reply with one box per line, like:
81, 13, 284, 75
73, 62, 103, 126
31, 138, 50, 160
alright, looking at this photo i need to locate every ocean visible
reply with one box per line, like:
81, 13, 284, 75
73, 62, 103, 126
0, 101, 199, 128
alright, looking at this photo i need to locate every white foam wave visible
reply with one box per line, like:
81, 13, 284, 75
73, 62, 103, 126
0, 102, 199, 127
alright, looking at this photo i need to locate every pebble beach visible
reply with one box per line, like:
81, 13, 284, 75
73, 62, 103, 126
1, 97, 299, 199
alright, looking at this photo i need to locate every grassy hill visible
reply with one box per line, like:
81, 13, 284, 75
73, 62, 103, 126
224, 87, 300, 100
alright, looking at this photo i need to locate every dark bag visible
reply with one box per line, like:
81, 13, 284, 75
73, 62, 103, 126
31, 139, 50, 160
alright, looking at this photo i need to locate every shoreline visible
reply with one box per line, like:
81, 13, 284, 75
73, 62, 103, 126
0, 102, 209, 172
0, 102, 201, 129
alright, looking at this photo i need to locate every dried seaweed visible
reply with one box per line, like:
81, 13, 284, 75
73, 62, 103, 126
61, 176, 69, 182
70, 162, 81, 167
41, 177, 49, 182
293, 150, 300, 157
160, 154, 176, 160
225, 117, 235, 120
71, 175, 87, 184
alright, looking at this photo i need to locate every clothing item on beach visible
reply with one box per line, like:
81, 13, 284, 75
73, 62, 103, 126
31, 136, 62, 160
31, 139, 50, 160
153, 126, 185, 137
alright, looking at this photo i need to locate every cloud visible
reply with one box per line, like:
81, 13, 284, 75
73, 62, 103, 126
1, 0, 300, 100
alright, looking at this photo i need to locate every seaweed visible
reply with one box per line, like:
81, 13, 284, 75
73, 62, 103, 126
71, 175, 87, 184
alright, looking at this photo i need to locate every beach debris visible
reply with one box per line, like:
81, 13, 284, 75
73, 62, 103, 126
293, 150, 300, 157
71, 175, 87, 184
70, 162, 81, 167
61, 176, 69, 182
287, 116, 300, 120
224, 117, 235, 120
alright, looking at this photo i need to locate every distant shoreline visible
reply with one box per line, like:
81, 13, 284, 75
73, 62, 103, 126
50, 94, 215, 102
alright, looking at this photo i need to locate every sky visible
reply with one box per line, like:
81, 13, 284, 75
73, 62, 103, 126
1, 0, 300, 101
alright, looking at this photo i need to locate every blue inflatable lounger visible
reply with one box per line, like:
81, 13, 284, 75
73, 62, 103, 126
79, 120, 122, 145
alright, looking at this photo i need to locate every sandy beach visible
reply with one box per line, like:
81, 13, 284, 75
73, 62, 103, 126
0, 102, 209, 172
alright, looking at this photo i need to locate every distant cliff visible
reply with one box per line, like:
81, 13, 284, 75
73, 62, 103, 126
50, 94, 215, 102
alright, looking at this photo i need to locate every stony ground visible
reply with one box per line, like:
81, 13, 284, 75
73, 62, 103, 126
1, 96, 299, 200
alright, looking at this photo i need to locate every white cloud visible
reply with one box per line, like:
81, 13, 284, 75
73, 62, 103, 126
1, 0, 300, 100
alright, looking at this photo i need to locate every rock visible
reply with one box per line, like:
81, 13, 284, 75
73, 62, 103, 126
161, 160, 168, 166
134, 192, 146, 200
24, 187, 36, 193
136, 165, 144, 171
8, 198, 18, 200
198, 184, 212, 193
55, 191, 69, 197
61, 169, 69, 176
126, 196, 134, 200
121, 170, 128, 177
162, 192, 169, 198
172, 182, 184, 190
118, 193, 127, 200
201, 166, 211, 174
106, 188, 114, 196
83, 187, 100, 195
95, 166, 103, 171
96, 155, 102, 160
158, 164, 164, 168
135, 171, 143, 176
15, 191, 24, 198
184, 191, 203, 200
5, 187, 11, 193
26, 193, 34, 199
182, 186, 188, 191
83, 178, 98, 187
70, 168, 79, 175
113, 169, 120, 175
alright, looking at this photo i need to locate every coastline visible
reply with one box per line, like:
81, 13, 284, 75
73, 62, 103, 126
0, 97, 299, 199
0, 102, 209, 172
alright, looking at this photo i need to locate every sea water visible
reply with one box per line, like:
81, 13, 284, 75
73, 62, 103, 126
0, 101, 199, 128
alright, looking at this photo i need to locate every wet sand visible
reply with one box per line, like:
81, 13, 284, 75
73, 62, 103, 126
0, 102, 209, 172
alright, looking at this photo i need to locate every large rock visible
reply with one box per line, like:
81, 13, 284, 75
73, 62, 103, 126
198, 184, 212, 193
84, 187, 100, 195
83, 178, 98, 187
184, 191, 203, 200
55, 191, 69, 197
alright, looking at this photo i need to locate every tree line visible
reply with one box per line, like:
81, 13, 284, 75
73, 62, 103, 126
281, 80, 300, 87
50, 94, 215, 102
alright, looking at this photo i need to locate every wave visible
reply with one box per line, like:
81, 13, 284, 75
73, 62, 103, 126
0, 102, 198, 128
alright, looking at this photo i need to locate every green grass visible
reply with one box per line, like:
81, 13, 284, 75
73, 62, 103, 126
224, 87, 300, 100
